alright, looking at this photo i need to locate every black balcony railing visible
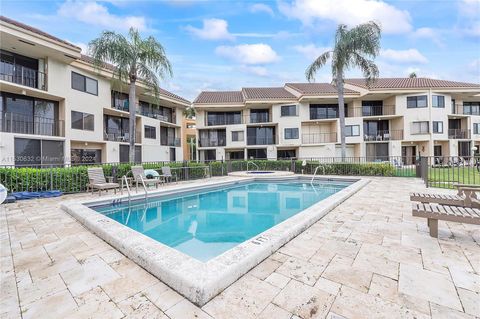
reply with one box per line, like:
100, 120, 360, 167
162, 137, 181, 147
0, 112, 64, 136
350, 105, 395, 117
246, 136, 276, 145
248, 113, 270, 124
199, 138, 226, 147
364, 129, 403, 141
302, 132, 337, 144
451, 104, 480, 116
104, 129, 142, 142
0, 60, 47, 91
448, 129, 471, 139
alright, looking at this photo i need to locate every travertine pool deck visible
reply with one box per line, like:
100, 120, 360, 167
1, 176, 479, 319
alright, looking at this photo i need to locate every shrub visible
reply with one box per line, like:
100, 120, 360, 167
0, 160, 397, 194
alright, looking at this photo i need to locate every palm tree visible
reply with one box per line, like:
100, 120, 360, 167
409, 72, 417, 78
89, 28, 172, 163
305, 21, 381, 160
183, 107, 196, 119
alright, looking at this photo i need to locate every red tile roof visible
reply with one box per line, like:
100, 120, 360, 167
0, 16, 81, 50
285, 83, 359, 95
194, 91, 244, 104
242, 87, 296, 100
345, 77, 480, 89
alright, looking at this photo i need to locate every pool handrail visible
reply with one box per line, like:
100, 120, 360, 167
311, 165, 326, 183
121, 175, 131, 204
247, 161, 259, 172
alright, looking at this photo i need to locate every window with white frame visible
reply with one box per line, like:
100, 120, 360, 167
345, 125, 360, 137
433, 121, 443, 133
284, 128, 299, 139
412, 121, 429, 134
231, 130, 244, 142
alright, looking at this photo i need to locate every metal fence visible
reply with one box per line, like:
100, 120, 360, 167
3, 156, 479, 195
420, 156, 480, 189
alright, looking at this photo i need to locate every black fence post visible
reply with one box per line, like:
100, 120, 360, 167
183, 160, 189, 180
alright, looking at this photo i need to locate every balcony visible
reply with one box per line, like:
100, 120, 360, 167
199, 138, 226, 147
205, 112, 242, 126
0, 60, 47, 91
246, 136, 276, 145
246, 112, 270, 124
302, 132, 337, 144
0, 112, 64, 136
451, 104, 480, 116
350, 105, 396, 117
104, 129, 142, 143
364, 130, 403, 141
161, 137, 181, 147
448, 129, 471, 139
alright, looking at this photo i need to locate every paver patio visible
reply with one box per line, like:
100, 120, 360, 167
1, 177, 479, 319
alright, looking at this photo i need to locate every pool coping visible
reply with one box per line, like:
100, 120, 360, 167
61, 175, 369, 306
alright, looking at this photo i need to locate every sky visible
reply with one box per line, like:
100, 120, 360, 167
1, 0, 480, 101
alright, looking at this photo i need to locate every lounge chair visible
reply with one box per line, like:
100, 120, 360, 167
87, 167, 120, 196
131, 165, 162, 191
454, 184, 480, 199
161, 166, 178, 183
412, 202, 480, 238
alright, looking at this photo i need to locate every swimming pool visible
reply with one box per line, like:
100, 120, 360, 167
91, 180, 349, 262
62, 176, 368, 305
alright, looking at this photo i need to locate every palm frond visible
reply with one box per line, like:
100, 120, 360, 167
305, 51, 331, 82
352, 52, 379, 84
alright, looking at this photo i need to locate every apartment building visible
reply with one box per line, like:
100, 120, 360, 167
0, 16, 190, 166
193, 79, 480, 162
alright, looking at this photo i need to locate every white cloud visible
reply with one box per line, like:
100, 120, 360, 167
278, 0, 412, 34
239, 65, 269, 76
411, 27, 444, 47
458, 0, 480, 37
185, 19, 235, 41
250, 3, 274, 16
215, 44, 279, 65
380, 49, 428, 64
293, 44, 331, 60
58, 1, 147, 31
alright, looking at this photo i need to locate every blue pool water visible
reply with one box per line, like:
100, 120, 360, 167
92, 180, 350, 262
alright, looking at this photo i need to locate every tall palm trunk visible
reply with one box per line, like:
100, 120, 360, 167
128, 79, 136, 163
336, 74, 346, 161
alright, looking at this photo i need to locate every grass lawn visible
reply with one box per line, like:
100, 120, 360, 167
428, 166, 480, 188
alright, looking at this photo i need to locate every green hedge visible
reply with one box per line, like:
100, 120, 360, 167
0, 160, 397, 194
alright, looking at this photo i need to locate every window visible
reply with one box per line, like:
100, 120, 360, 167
231, 131, 244, 142
284, 128, 299, 139
199, 129, 226, 147
227, 150, 244, 160
71, 149, 101, 164
474, 123, 479, 134
144, 125, 156, 139
247, 148, 267, 159
345, 125, 360, 137
281, 105, 297, 116
71, 111, 94, 131
277, 149, 296, 159
1, 92, 60, 136
407, 95, 427, 108
432, 95, 445, 108
14, 138, 64, 166
71, 72, 98, 95
206, 111, 241, 125
247, 127, 275, 145
463, 102, 480, 115
412, 121, 429, 134
119, 145, 142, 163
433, 121, 443, 134
366, 143, 389, 161
160, 126, 177, 146
310, 104, 348, 119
